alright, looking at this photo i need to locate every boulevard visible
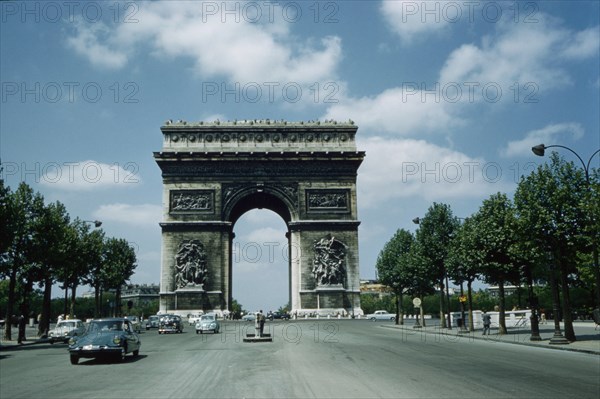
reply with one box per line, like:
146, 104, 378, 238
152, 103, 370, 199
1, 320, 599, 399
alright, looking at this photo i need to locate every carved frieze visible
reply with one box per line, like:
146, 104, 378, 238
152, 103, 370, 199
170, 190, 214, 213
312, 234, 347, 287
174, 240, 208, 290
306, 189, 350, 213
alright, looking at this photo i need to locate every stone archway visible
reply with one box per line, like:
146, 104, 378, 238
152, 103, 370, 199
154, 120, 365, 316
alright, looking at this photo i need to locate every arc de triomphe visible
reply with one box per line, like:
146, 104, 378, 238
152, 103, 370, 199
154, 120, 365, 316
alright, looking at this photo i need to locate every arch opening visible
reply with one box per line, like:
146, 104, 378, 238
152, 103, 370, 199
232, 209, 290, 314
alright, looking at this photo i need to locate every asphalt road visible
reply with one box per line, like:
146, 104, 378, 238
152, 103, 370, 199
1, 320, 599, 399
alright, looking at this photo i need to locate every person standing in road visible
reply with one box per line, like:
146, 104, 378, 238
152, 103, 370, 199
258, 310, 266, 337
17, 314, 26, 344
482, 311, 491, 335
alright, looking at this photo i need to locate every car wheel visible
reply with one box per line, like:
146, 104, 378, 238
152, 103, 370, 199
391, 317, 396, 321
70, 355, 79, 365
370, 317, 376, 321
133, 349, 139, 357
196, 330, 199, 334
146, 327, 150, 331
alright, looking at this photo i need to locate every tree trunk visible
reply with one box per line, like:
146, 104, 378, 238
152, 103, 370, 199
38, 276, 52, 337
397, 292, 403, 325
94, 284, 100, 318
559, 263, 576, 341
467, 279, 474, 332
498, 281, 507, 335
70, 284, 77, 318
439, 277, 446, 328
63, 286, 68, 317
3, 267, 18, 340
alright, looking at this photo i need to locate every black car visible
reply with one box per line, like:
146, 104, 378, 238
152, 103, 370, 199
68, 318, 141, 365
268, 311, 290, 321
158, 314, 184, 334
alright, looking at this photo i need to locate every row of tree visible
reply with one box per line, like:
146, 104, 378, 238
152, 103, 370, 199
1, 180, 138, 340
376, 153, 599, 341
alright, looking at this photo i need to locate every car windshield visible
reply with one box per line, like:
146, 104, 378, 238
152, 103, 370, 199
58, 321, 77, 328
87, 320, 124, 333
149, 316, 159, 321
201, 315, 215, 321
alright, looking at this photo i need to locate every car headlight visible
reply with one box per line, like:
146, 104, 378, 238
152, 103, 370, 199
68, 338, 76, 345
113, 336, 122, 345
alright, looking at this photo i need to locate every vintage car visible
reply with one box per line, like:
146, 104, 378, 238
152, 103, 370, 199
195, 313, 220, 334
145, 315, 160, 330
68, 318, 141, 365
187, 313, 204, 326
268, 311, 290, 321
241, 313, 256, 322
48, 319, 86, 344
366, 310, 396, 321
158, 314, 184, 334
125, 315, 141, 333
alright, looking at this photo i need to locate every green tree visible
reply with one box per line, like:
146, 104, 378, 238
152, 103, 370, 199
1, 183, 44, 340
81, 229, 106, 318
514, 153, 588, 341
448, 217, 480, 331
103, 238, 137, 316
472, 193, 521, 335
31, 201, 72, 336
376, 229, 414, 325
414, 203, 459, 328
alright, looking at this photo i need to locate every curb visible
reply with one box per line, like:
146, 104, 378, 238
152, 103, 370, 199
380, 325, 600, 356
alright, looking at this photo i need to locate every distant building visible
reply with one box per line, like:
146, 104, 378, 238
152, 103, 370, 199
121, 284, 160, 307
360, 280, 391, 298
486, 285, 519, 297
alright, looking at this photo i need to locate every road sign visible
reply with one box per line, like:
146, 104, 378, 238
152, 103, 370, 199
412, 297, 422, 307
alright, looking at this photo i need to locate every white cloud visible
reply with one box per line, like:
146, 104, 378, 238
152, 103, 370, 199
501, 123, 584, 158
92, 203, 162, 227
323, 86, 462, 136
327, 14, 599, 137
439, 17, 599, 95
67, 2, 342, 86
40, 160, 141, 191
357, 137, 512, 207
380, 0, 453, 45
66, 20, 128, 69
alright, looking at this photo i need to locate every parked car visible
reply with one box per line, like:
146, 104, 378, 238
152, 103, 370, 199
145, 315, 160, 330
195, 313, 220, 334
125, 315, 141, 333
48, 319, 86, 344
366, 310, 396, 321
158, 314, 184, 334
188, 313, 204, 326
241, 313, 256, 322
68, 318, 141, 364
268, 311, 290, 321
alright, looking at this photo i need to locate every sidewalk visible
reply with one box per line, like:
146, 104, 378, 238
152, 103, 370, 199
0, 324, 53, 350
383, 320, 600, 355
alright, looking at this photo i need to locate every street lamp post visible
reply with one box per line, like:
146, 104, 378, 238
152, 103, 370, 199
532, 144, 600, 309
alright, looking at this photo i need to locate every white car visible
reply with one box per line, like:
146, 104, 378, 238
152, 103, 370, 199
49, 319, 86, 343
366, 310, 396, 321
188, 313, 204, 326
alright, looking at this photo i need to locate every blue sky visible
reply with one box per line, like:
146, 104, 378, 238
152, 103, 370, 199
1, 1, 599, 312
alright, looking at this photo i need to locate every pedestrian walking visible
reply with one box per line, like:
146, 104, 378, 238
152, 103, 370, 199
540, 310, 546, 324
482, 311, 491, 335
